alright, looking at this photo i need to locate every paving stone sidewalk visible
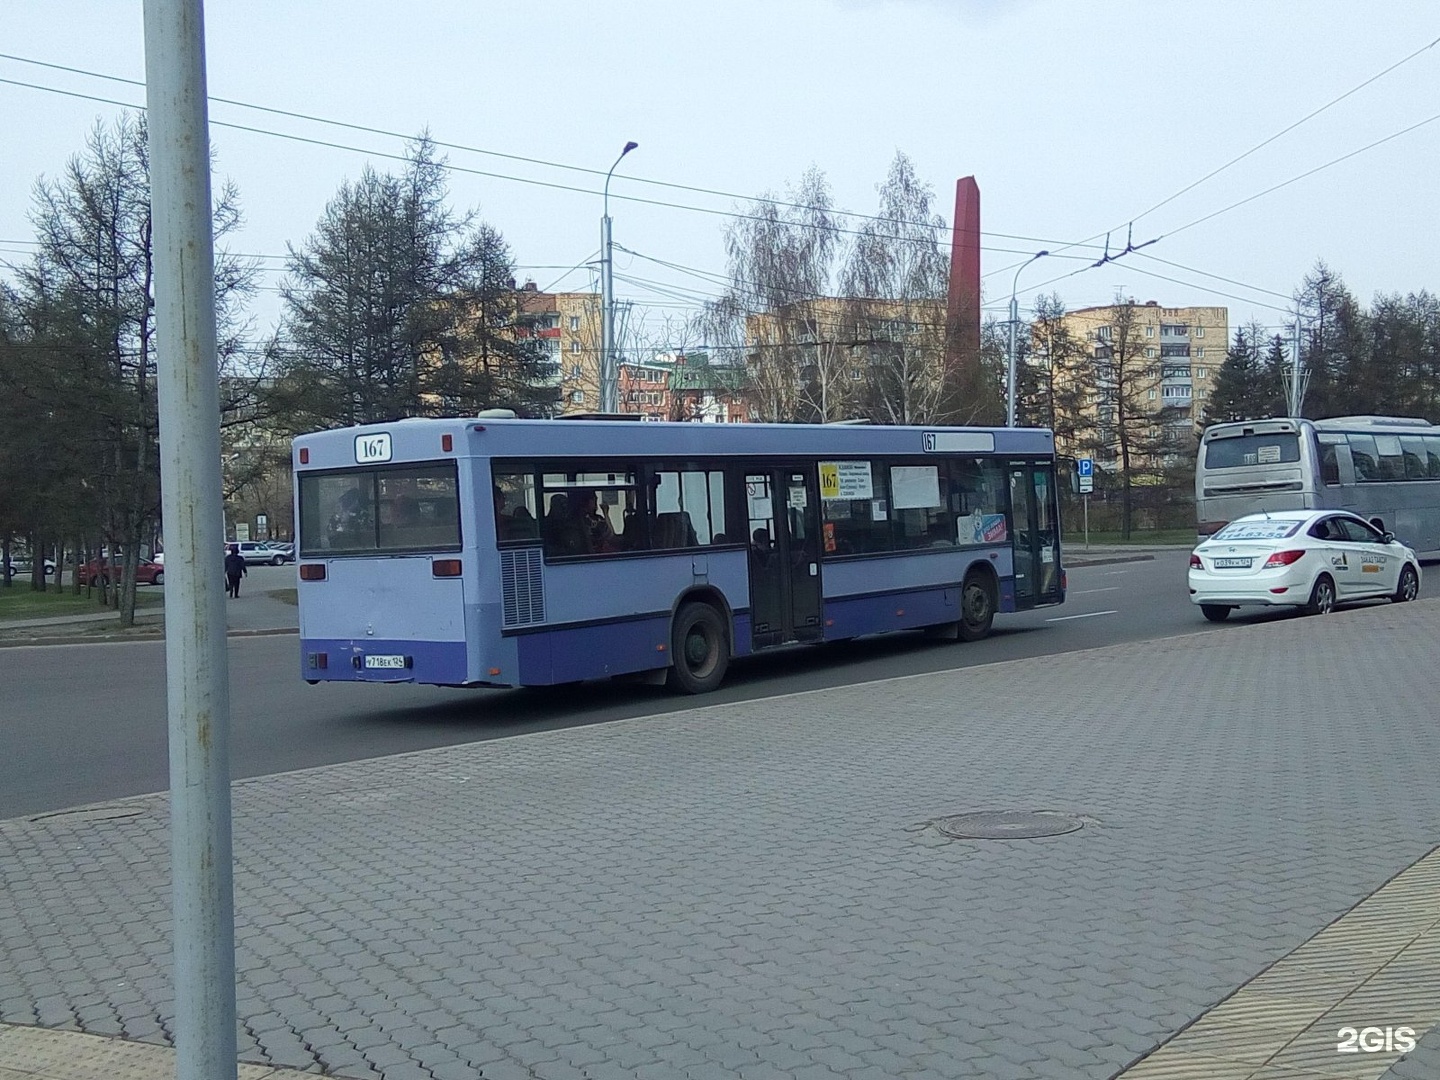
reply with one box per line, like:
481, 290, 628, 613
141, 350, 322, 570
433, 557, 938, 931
3, 600, 1439, 1079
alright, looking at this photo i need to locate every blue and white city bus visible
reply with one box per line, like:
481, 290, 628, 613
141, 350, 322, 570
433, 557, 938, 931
292, 416, 1065, 693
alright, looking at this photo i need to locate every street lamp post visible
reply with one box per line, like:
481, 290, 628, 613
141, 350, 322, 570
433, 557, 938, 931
601, 141, 638, 414
1007, 250, 1049, 427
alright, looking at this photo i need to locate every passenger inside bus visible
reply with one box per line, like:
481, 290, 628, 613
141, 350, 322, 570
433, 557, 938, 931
580, 490, 618, 552
509, 506, 538, 539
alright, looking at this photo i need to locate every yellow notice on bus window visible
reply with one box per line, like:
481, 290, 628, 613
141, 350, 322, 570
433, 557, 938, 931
819, 461, 873, 501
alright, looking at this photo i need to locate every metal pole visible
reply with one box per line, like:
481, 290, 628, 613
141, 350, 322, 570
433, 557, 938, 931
600, 141, 637, 415
142, 4, 237, 1079
1007, 250, 1049, 428
1291, 320, 1302, 417
1084, 494, 1090, 551
1006, 293, 1018, 428
600, 212, 615, 412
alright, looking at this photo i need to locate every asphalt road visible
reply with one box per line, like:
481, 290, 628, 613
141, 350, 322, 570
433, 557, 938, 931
1, 550, 1314, 818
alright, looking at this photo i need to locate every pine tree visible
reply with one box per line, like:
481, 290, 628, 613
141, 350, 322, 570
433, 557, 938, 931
270, 136, 556, 431
1203, 325, 1282, 425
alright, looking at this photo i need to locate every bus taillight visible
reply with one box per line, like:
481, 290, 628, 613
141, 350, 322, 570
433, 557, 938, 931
432, 559, 462, 578
299, 564, 327, 581
442, 434, 453, 452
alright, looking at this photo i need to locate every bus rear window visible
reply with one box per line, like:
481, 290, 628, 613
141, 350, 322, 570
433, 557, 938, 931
1203, 434, 1300, 469
299, 462, 461, 556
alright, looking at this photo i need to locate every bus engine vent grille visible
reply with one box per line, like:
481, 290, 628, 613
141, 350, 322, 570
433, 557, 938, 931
501, 548, 545, 627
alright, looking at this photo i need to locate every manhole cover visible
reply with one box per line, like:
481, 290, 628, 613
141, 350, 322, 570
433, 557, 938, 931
29, 805, 146, 824
935, 811, 1082, 839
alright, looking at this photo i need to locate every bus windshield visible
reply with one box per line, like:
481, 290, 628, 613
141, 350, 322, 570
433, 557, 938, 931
1203, 433, 1300, 469
299, 461, 461, 556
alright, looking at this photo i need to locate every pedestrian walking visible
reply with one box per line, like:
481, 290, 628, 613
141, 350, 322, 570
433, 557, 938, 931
224, 545, 247, 598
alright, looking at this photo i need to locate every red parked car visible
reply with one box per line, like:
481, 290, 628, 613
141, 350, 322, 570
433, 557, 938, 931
79, 555, 164, 587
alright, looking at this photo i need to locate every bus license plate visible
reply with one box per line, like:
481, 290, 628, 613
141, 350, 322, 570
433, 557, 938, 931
1212, 558, 1252, 568
363, 655, 406, 670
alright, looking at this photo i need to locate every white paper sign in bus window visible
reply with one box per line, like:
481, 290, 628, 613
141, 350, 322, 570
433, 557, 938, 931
890, 465, 940, 509
818, 461, 873, 500
355, 432, 392, 464
1256, 444, 1282, 464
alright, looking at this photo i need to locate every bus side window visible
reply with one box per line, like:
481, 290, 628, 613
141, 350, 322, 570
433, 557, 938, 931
1347, 435, 1379, 481
1400, 436, 1428, 480
1317, 436, 1342, 485
493, 470, 539, 543
1426, 436, 1440, 480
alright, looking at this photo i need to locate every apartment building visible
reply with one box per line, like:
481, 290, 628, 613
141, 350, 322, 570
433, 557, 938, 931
514, 282, 603, 414
1059, 300, 1228, 464
619, 360, 672, 420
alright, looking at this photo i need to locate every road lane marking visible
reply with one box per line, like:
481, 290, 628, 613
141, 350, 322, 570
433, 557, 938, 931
1046, 610, 1118, 622
1070, 587, 1120, 595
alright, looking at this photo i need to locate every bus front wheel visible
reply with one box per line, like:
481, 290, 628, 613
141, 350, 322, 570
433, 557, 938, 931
666, 602, 729, 694
958, 574, 996, 642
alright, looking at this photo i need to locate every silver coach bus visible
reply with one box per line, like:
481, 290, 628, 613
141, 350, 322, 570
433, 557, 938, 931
1196, 416, 1440, 560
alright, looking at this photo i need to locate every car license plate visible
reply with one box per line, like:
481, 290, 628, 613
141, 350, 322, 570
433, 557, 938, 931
363, 655, 406, 670
1212, 557, 1252, 569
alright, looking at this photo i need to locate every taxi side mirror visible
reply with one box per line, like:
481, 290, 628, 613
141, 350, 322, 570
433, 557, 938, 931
1383, 532, 1397, 544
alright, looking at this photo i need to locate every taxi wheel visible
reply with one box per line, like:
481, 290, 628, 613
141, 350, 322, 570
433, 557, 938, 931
1305, 575, 1336, 616
1200, 604, 1232, 623
1393, 564, 1419, 603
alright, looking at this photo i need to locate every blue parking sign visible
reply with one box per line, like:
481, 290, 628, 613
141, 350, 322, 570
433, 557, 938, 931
1077, 458, 1093, 477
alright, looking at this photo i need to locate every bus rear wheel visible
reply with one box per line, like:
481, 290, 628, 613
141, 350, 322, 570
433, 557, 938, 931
666, 602, 729, 694
958, 574, 996, 642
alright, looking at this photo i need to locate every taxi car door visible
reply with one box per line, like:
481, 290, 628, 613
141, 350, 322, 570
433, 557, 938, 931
1310, 517, 1355, 596
1338, 518, 1398, 597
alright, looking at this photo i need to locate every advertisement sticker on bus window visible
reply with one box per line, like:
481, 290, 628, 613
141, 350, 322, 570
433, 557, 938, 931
819, 461, 873, 500
355, 432, 392, 464
957, 512, 1008, 544
1256, 445, 1282, 464
748, 495, 771, 519
823, 522, 836, 553
871, 499, 888, 522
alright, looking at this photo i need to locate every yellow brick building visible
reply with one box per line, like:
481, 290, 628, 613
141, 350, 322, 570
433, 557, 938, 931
1059, 300, 1228, 465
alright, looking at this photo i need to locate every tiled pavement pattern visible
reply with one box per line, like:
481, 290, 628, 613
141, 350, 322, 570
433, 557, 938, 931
1117, 846, 1440, 1078
2, 600, 1439, 1080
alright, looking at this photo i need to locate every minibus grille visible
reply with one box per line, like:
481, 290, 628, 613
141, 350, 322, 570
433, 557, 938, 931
501, 548, 545, 627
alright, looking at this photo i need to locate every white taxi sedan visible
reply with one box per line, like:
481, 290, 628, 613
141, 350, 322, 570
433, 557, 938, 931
1189, 510, 1421, 622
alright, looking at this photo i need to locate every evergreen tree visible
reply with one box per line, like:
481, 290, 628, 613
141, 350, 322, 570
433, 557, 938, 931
270, 136, 556, 431
1202, 324, 1282, 425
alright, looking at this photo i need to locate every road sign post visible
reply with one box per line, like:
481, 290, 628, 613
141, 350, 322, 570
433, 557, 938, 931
1077, 458, 1094, 550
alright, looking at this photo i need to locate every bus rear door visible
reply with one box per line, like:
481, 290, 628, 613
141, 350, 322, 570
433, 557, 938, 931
744, 468, 823, 649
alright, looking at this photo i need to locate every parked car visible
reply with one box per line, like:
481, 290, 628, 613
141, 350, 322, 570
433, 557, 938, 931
78, 555, 164, 587
263, 542, 295, 563
1188, 510, 1421, 622
230, 541, 290, 566
2, 557, 56, 581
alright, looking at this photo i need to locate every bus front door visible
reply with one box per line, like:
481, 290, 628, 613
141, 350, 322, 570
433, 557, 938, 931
1009, 461, 1063, 608
745, 468, 824, 649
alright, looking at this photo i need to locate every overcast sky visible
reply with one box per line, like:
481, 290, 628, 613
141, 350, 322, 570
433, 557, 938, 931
2, 1, 1437, 347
